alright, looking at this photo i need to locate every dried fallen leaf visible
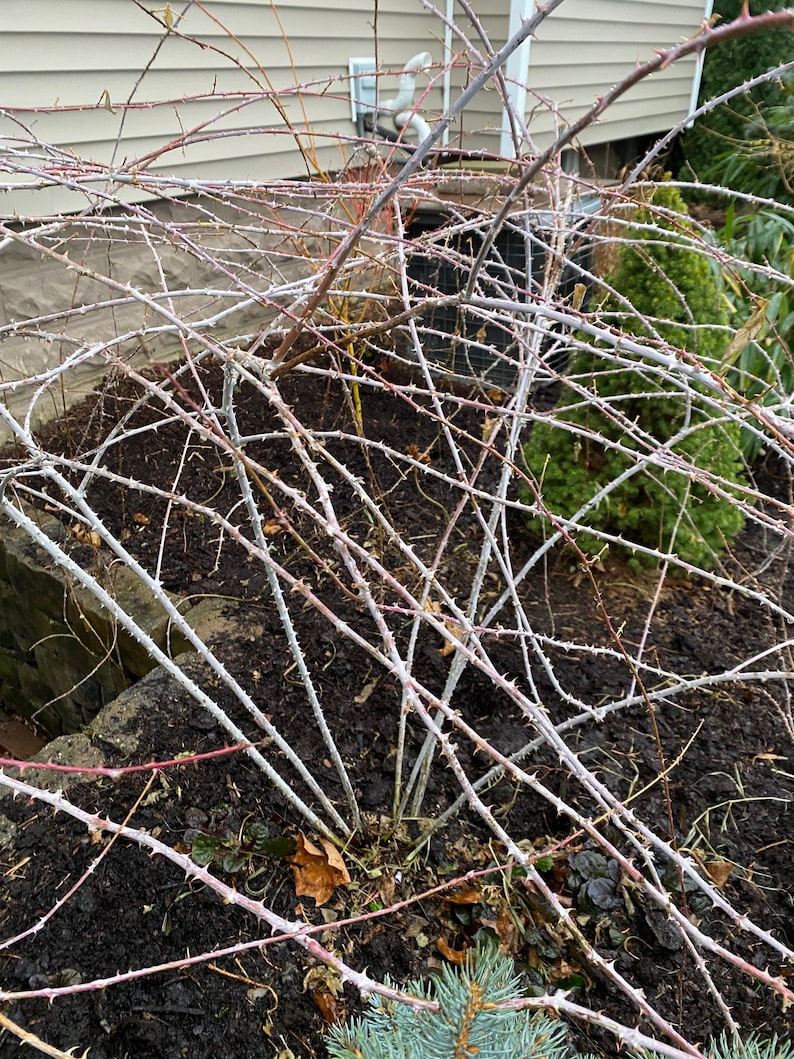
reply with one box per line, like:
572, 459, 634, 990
496, 905, 520, 953
571, 282, 588, 311
98, 88, 116, 114
304, 967, 346, 1024
436, 936, 467, 965
438, 636, 458, 658
303, 965, 344, 997
481, 414, 499, 443
438, 616, 464, 657
407, 443, 431, 464
262, 518, 285, 537
403, 914, 431, 948
69, 523, 101, 548
441, 885, 482, 905
291, 833, 350, 907
312, 990, 345, 1024
705, 860, 734, 888
424, 598, 465, 657
353, 678, 379, 705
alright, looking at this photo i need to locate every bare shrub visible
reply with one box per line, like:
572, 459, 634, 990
1, 6, 794, 1059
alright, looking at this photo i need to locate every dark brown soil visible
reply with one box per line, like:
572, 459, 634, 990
0, 360, 792, 1058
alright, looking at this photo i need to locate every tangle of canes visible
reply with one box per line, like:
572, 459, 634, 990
1, 6, 794, 1058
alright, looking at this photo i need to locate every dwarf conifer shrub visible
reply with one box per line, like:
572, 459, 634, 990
706, 1035, 794, 1059
522, 185, 747, 570
325, 944, 576, 1059
326, 943, 794, 1059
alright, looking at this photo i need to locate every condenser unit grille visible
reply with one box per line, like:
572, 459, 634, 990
405, 212, 590, 390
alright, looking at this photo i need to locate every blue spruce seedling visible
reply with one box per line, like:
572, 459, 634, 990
325, 944, 575, 1059
326, 943, 794, 1059
705, 1035, 794, 1059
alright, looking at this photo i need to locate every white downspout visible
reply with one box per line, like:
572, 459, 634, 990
499, 0, 533, 158
443, 0, 453, 146
380, 51, 432, 114
686, 0, 715, 126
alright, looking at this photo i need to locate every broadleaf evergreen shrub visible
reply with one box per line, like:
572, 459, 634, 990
704, 70, 794, 204
522, 185, 747, 570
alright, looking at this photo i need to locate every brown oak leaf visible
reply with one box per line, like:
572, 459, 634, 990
436, 936, 467, 965
290, 833, 350, 907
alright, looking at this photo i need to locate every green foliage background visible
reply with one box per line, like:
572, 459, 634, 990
720, 206, 794, 460
522, 185, 747, 570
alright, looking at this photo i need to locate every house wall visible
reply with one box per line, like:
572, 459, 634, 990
0, 0, 708, 436
0, 0, 438, 435
521, 0, 708, 152
446, 0, 708, 160
442, 0, 707, 158
443, 8, 511, 157
1, 0, 708, 220
0, 0, 445, 219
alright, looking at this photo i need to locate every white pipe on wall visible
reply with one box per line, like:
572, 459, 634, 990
380, 51, 433, 144
395, 111, 432, 142
443, 0, 453, 146
380, 51, 432, 114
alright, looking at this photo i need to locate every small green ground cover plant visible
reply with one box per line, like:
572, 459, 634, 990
522, 185, 747, 570
326, 943, 794, 1059
185, 806, 295, 875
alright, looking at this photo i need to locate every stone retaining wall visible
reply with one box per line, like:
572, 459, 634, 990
0, 509, 201, 736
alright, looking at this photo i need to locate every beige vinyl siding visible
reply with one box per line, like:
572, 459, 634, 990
0, 0, 444, 218
0, 0, 708, 218
428, 0, 706, 159
445, 10, 511, 157
523, 0, 707, 149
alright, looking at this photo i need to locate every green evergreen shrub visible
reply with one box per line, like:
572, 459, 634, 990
521, 185, 747, 570
679, 0, 792, 195
706, 1034, 794, 1059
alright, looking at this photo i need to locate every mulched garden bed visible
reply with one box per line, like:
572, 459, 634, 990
0, 359, 792, 1058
